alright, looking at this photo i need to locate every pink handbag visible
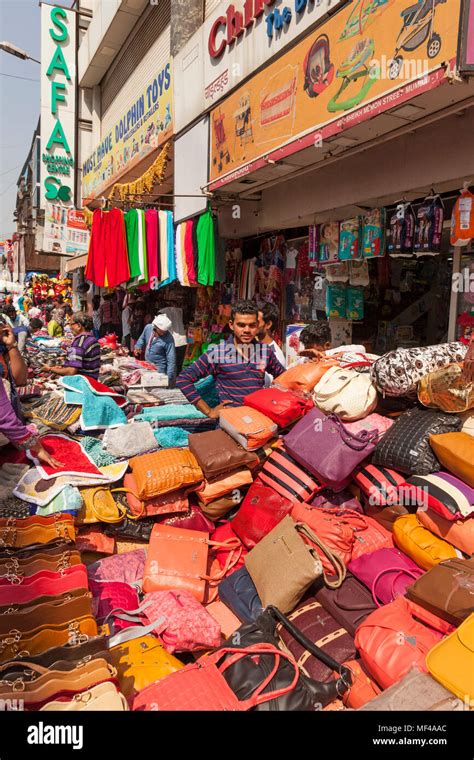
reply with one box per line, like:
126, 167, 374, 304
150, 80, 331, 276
141, 590, 221, 652
348, 548, 424, 607
89, 580, 140, 630
343, 414, 394, 437
87, 550, 147, 585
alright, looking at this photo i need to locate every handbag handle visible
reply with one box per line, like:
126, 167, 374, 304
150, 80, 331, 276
327, 413, 378, 451
201, 539, 243, 584
295, 522, 346, 589
110, 489, 145, 521
266, 606, 353, 694
371, 567, 422, 608
91, 488, 145, 523
405, 598, 454, 635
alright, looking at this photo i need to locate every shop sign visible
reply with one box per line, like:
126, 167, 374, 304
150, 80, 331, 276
204, 0, 347, 106
209, 0, 462, 187
40, 4, 76, 208
43, 202, 90, 256
82, 61, 173, 203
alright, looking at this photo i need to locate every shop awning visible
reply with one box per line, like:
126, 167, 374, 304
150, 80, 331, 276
65, 254, 88, 272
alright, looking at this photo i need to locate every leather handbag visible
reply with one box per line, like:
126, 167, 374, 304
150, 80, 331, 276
210, 522, 247, 574
40, 681, 128, 711
130, 449, 203, 499
142, 524, 241, 601
89, 580, 140, 631
245, 517, 345, 613
77, 487, 144, 524
426, 613, 474, 706
0, 593, 93, 636
418, 508, 474, 555
156, 505, 215, 533
244, 387, 313, 427
354, 597, 454, 689
429, 432, 474, 487
0, 587, 88, 619
102, 516, 155, 543
358, 669, 464, 711
13, 635, 111, 670
313, 366, 377, 422
0, 516, 75, 548
402, 472, 474, 520
0, 564, 89, 606
372, 408, 462, 476
363, 502, 411, 532
259, 448, 325, 503
275, 358, 339, 393
123, 474, 189, 518
393, 513, 458, 571
418, 363, 474, 413
0, 538, 73, 561
0, 547, 81, 578
133, 643, 301, 712
406, 557, 474, 625
231, 481, 294, 549
218, 607, 352, 711
0, 615, 99, 662
276, 596, 357, 682
343, 413, 394, 438
339, 659, 381, 709
109, 634, 184, 703
219, 406, 278, 451
315, 573, 377, 638
139, 590, 221, 652
353, 464, 406, 506
196, 468, 253, 505
199, 492, 245, 521
87, 550, 147, 585
218, 566, 264, 624
348, 548, 424, 607
284, 409, 378, 485
188, 429, 258, 478
75, 528, 115, 555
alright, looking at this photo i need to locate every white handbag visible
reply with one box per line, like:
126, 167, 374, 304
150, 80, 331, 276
313, 365, 377, 421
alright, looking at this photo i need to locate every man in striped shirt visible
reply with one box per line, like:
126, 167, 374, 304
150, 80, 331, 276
42, 313, 101, 381
176, 301, 285, 418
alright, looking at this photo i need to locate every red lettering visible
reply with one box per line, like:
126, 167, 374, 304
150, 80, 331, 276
208, 15, 227, 58
226, 4, 244, 44
254, 0, 275, 15
243, 0, 254, 26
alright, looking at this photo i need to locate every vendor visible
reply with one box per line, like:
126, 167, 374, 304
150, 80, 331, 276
0, 318, 28, 388
134, 314, 176, 387
47, 308, 65, 338
176, 300, 285, 417
42, 313, 101, 380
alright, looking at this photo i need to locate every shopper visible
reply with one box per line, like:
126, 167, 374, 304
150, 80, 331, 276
92, 295, 101, 339
258, 302, 286, 362
47, 308, 65, 338
176, 300, 285, 417
298, 321, 332, 361
99, 293, 121, 339
28, 318, 48, 338
42, 313, 101, 380
121, 295, 134, 351
134, 314, 176, 387
0, 318, 28, 388
158, 305, 187, 374
3, 304, 29, 352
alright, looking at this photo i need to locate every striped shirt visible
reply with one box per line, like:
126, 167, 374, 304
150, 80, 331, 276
176, 336, 285, 407
64, 333, 101, 380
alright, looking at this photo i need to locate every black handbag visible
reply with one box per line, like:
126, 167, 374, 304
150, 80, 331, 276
218, 566, 264, 624
372, 408, 462, 475
315, 573, 376, 637
220, 606, 352, 710
102, 516, 155, 542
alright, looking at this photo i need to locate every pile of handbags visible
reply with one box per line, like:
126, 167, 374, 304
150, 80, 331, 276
1, 339, 473, 711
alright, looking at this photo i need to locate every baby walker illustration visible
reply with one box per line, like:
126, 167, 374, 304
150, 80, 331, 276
303, 34, 335, 98
233, 93, 254, 149
388, 0, 447, 79
212, 109, 231, 172
339, 0, 391, 41
327, 37, 379, 113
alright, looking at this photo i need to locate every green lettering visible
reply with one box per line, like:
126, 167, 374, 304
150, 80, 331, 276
46, 119, 71, 154
49, 7, 69, 42
57, 185, 71, 201
47, 46, 71, 80
51, 81, 67, 115
44, 176, 60, 200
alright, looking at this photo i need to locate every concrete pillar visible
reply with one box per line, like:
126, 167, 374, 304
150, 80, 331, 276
171, 0, 204, 57
92, 85, 101, 143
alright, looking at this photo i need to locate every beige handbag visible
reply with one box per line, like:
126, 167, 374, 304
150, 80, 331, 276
359, 669, 464, 711
313, 366, 377, 422
40, 681, 128, 711
244, 516, 345, 614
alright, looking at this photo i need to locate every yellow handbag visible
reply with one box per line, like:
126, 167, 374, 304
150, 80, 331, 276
109, 634, 183, 701
426, 613, 474, 707
76, 488, 145, 524
130, 449, 203, 500
392, 514, 457, 571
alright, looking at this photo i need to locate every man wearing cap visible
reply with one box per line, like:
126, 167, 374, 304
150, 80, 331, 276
134, 314, 176, 387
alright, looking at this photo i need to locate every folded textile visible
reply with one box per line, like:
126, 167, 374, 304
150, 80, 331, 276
153, 389, 190, 405
26, 434, 104, 481
61, 376, 127, 431
23, 394, 82, 431
0, 463, 31, 500
134, 404, 205, 422
61, 375, 127, 407
16, 383, 42, 400
13, 460, 128, 506
0, 496, 33, 518
195, 376, 220, 408
102, 422, 158, 458
126, 390, 164, 405
35, 485, 83, 516
81, 436, 117, 467
154, 427, 190, 448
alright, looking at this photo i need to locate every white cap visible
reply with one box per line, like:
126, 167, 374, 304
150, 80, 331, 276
152, 314, 172, 332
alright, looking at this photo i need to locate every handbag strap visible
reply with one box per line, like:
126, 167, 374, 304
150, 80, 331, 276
202, 538, 243, 584
267, 606, 352, 692
107, 609, 167, 649
110, 489, 145, 521
295, 522, 346, 589
91, 489, 125, 524
371, 567, 422, 608
327, 413, 378, 451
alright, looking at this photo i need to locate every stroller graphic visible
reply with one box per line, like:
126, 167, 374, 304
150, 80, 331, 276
389, 0, 447, 79
233, 93, 253, 149
212, 109, 231, 172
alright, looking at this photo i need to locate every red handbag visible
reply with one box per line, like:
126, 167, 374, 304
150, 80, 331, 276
354, 597, 454, 689
290, 505, 363, 572
350, 513, 394, 560
259, 449, 325, 504
132, 644, 299, 711
244, 387, 313, 427
210, 522, 247, 574
0, 564, 89, 605
231, 481, 294, 549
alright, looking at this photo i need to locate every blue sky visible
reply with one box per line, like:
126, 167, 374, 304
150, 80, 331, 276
0, 0, 68, 240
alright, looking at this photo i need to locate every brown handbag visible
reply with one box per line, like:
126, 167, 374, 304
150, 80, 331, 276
196, 468, 253, 506
188, 429, 258, 479
0, 587, 89, 617
130, 449, 203, 499
0, 549, 81, 579
406, 557, 474, 626
0, 616, 98, 662
11, 635, 111, 670
0, 593, 93, 635
0, 518, 75, 548
199, 493, 244, 521
364, 502, 411, 532
315, 573, 377, 637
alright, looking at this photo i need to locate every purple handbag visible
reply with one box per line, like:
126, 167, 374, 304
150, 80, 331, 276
348, 548, 424, 607
310, 489, 364, 513
284, 409, 378, 485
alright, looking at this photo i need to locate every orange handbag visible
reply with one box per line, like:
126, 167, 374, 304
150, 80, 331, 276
429, 432, 474, 487
142, 525, 242, 602
275, 358, 339, 393
130, 449, 203, 500
354, 597, 454, 689
337, 659, 381, 709
219, 406, 277, 451
393, 513, 458, 571
196, 468, 254, 506
417, 508, 474, 556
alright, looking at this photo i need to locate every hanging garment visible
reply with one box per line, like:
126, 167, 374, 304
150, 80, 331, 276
183, 220, 196, 285
180, 223, 190, 286
143, 209, 160, 289
86, 209, 130, 288
159, 210, 169, 283
175, 223, 184, 286
192, 218, 200, 284
197, 209, 216, 287
158, 210, 177, 288
125, 209, 141, 280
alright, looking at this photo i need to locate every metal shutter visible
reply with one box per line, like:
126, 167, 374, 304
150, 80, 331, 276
205, 0, 222, 19
100, 0, 171, 134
